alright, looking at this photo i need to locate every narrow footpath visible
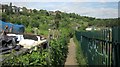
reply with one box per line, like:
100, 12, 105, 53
65, 38, 78, 66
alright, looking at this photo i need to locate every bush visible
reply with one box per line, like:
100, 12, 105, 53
49, 36, 68, 66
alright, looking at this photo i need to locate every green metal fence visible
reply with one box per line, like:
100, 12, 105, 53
112, 27, 120, 67
75, 27, 120, 66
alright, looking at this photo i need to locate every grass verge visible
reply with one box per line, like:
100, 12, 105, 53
73, 35, 88, 66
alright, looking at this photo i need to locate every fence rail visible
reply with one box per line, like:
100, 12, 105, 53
75, 27, 120, 66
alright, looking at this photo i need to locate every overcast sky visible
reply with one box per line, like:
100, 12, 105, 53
1, 0, 119, 19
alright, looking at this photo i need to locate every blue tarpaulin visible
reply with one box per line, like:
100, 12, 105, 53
0, 20, 24, 33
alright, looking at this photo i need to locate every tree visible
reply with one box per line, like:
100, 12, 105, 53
54, 11, 61, 29
33, 9, 37, 13
20, 7, 29, 15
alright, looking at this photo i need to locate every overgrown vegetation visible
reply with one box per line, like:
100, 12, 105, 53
3, 36, 68, 66
49, 36, 68, 66
1, 5, 119, 66
1, 8, 119, 36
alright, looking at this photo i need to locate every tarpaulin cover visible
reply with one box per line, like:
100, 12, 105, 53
0, 20, 24, 33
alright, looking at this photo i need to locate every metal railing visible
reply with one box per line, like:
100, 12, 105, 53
75, 27, 120, 66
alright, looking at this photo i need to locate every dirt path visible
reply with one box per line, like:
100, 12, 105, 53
65, 38, 78, 66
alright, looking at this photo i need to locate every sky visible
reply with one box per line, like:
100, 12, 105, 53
1, 0, 119, 19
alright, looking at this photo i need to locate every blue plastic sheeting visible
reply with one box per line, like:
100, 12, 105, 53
0, 20, 24, 33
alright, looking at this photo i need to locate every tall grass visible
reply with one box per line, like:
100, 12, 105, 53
73, 35, 88, 66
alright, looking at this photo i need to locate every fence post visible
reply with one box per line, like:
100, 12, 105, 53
112, 27, 120, 67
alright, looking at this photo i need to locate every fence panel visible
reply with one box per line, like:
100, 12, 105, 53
75, 27, 120, 66
112, 27, 120, 67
